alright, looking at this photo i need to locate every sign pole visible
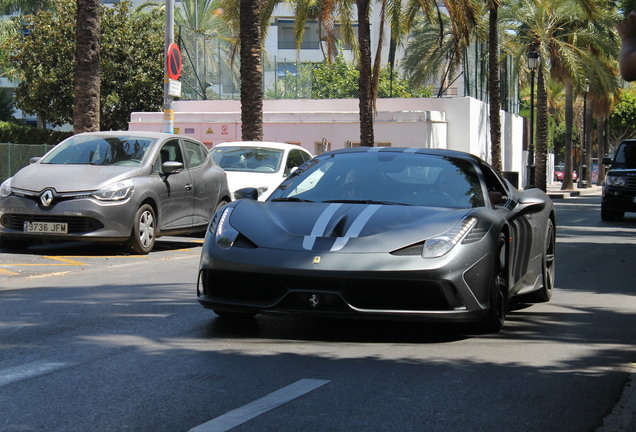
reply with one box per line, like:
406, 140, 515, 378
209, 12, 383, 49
162, 0, 175, 133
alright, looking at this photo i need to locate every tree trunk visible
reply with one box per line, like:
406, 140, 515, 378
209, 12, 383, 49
356, 0, 374, 147
73, 0, 100, 133
597, 117, 606, 185
488, 1, 501, 173
534, 66, 548, 192
562, 78, 574, 190
585, 98, 593, 186
239, 0, 263, 141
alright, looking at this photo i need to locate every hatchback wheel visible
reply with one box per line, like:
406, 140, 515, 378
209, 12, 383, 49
125, 204, 156, 254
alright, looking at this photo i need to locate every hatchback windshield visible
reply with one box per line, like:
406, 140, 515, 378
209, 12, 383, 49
270, 152, 485, 208
41, 135, 154, 166
211, 146, 283, 173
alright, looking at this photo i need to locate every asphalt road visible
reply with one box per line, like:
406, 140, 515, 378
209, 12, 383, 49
1, 192, 635, 432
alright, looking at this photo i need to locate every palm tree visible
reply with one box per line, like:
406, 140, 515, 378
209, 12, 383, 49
487, 0, 502, 173
503, 0, 615, 191
238, 0, 263, 141
73, 0, 100, 133
287, 0, 356, 63
356, 0, 374, 146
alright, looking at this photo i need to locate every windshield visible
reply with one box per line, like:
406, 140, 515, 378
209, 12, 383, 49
211, 146, 284, 173
614, 142, 636, 168
41, 135, 154, 166
270, 151, 485, 209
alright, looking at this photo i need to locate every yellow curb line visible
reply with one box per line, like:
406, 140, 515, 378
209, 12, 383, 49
0, 268, 20, 275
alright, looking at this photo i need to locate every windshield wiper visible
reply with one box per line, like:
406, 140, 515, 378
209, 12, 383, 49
271, 197, 314, 202
322, 199, 411, 206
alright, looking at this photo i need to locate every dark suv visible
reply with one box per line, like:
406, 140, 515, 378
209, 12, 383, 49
602, 139, 636, 220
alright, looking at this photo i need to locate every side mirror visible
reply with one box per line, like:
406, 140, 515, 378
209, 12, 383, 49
234, 187, 259, 200
603, 157, 612, 166
162, 161, 183, 175
29, 157, 41, 164
507, 196, 546, 221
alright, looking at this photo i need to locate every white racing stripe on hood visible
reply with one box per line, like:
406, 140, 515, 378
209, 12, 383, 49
302, 203, 342, 250
302, 204, 381, 251
330, 205, 381, 251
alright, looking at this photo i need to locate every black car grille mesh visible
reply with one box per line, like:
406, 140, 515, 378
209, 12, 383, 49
1, 213, 104, 233
201, 269, 453, 311
626, 178, 636, 189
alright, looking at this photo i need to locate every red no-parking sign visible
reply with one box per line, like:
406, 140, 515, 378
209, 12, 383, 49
166, 43, 182, 80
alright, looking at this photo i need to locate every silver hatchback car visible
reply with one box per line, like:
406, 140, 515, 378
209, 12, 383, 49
0, 131, 231, 254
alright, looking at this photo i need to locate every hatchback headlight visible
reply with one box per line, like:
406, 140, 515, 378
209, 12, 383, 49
605, 175, 626, 187
422, 217, 477, 258
212, 207, 239, 249
92, 179, 134, 201
0, 178, 12, 198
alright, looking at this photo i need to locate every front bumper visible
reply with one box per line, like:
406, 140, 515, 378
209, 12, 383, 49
197, 243, 496, 323
602, 186, 636, 212
0, 194, 136, 241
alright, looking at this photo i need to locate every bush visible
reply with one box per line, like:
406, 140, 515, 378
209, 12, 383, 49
0, 121, 72, 145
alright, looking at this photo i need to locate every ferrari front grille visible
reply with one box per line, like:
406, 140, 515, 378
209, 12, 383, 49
201, 269, 453, 311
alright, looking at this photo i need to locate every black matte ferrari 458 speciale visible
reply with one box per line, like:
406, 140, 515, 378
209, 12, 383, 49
197, 147, 555, 332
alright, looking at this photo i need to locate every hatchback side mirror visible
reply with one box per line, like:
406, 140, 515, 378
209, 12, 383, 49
234, 187, 259, 200
162, 161, 183, 175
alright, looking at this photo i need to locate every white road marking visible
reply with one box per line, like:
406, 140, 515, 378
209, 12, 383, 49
0, 361, 70, 387
189, 378, 330, 432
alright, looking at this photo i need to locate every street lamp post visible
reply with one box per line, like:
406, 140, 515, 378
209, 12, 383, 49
526, 50, 539, 188
579, 79, 590, 188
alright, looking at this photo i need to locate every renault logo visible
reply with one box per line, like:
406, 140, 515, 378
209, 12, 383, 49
40, 189, 54, 207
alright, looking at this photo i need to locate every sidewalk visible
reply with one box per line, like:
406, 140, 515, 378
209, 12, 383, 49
546, 182, 602, 200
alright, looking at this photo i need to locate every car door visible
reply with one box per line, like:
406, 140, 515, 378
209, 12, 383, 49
183, 139, 222, 226
153, 139, 194, 230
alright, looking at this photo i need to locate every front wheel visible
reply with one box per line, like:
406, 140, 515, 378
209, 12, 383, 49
521, 218, 556, 303
601, 206, 623, 221
125, 204, 156, 254
480, 233, 508, 333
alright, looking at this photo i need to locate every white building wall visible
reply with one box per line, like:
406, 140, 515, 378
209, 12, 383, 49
129, 97, 525, 180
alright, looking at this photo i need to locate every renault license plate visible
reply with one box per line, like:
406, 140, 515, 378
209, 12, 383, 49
23, 221, 68, 234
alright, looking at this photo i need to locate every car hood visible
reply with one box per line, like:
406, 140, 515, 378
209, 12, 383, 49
225, 171, 283, 201
9, 163, 143, 193
229, 200, 474, 253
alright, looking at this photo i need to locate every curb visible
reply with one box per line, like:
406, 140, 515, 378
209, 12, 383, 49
547, 185, 602, 200
596, 368, 636, 432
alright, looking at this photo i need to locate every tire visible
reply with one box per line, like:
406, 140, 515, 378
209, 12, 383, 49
1, 236, 32, 250
524, 218, 556, 303
125, 204, 156, 254
215, 200, 228, 212
601, 206, 623, 221
480, 233, 508, 333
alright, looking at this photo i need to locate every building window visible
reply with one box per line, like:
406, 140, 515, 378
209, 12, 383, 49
278, 19, 320, 50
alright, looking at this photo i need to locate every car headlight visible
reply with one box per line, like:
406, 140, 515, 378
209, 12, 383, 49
212, 206, 239, 249
0, 178, 12, 198
604, 175, 626, 187
422, 217, 477, 258
91, 179, 134, 201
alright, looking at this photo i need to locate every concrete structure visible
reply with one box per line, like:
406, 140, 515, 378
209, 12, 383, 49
128, 97, 527, 186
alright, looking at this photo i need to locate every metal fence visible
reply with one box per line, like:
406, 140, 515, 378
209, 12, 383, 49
0, 143, 53, 183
